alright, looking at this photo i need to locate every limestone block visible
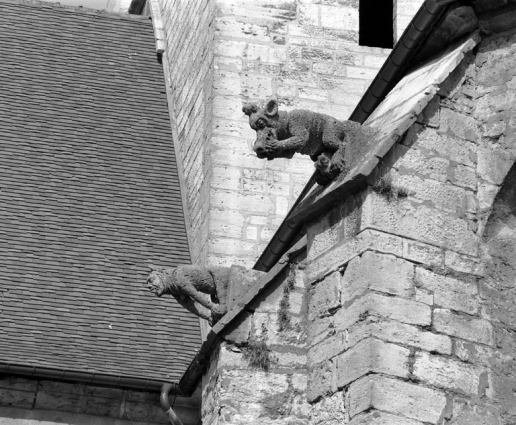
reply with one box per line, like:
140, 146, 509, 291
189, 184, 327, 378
413, 352, 483, 395
363, 191, 478, 256
403, 239, 444, 267
415, 288, 433, 305
307, 206, 346, 262
276, 195, 289, 216
439, 107, 478, 142
450, 163, 477, 190
214, 56, 243, 71
319, 76, 368, 95
444, 250, 483, 276
35, 383, 123, 418
274, 350, 307, 368
394, 173, 476, 214
477, 145, 514, 186
217, 344, 249, 370
219, 370, 289, 402
251, 311, 305, 347
342, 252, 414, 301
309, 391, 347, 425
333, 292, 431, 329
384, 143, 449, 182
214, 96, 253, 121
308, 332, 348, 368
0, 388, 35, 409
455, 340, 494, 367
403, 125, 477, 168
210, 190, 274, 215
309, 271, 342, 320
211, 166, 241, 191
320, 5, 358, 31
306, 229, 403, 284
307, 314, 335, 346
349, 410, 425, 425
292, 373, 308, 392
307, 360, 336, 403
301, 47, 333, 61
347, 66, 379, 80
123, 400, 165, 423
215, 16, 270, 42
209, 238, 256, 257
349, 375, 447, 423
363, 54, 388, 69
367, 321, 452, 355
0, 377, 38, 391
245, 226, 258, 240
335, 338, 410, 387
450, 401, 502, 425
214, 70, 242, 96
299, 3, 319, 26
433, 308, 494, 346
477, 182, 500, 211
415, 268, 479, 314
298, 87, 329, 102
241, 75, 274, 98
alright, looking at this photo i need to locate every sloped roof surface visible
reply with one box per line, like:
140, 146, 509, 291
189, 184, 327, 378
0, 0, 200, 382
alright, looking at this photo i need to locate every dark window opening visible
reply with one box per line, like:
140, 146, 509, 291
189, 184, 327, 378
359, 0, 394, 48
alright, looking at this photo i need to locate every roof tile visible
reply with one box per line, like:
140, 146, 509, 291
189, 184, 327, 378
0, 0, 200, 382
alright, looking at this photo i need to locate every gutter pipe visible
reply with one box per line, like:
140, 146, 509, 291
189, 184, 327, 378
253, 0, 455, 272
0, 362, 168, 391
161, 383, 184, 425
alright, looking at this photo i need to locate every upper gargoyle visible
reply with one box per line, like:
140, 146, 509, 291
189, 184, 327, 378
147, 265, 230, 326
243, 98, 368, 185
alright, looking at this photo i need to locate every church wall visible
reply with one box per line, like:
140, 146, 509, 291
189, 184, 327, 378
303, 28, 516, 424
208, 0, 392, 269
0, 377, 201, 425
155, 0, 217, 265
151, 0, 425, 270
201, 249, 311, 424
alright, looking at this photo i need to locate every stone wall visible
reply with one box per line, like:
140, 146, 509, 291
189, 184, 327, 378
0, 377, 201, 425
152, 0, 427, 269
208, 0, 391, 268
156, 0, 216, 265
303, 28, 516, 424
202, 248, 311, 424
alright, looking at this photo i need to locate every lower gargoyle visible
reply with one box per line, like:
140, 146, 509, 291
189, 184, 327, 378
147, 265, 229, 326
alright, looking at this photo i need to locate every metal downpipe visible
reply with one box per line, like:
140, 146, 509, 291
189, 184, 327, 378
160, 383, 184, 425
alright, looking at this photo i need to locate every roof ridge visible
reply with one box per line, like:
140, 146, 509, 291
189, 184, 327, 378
0, 0, 151, 22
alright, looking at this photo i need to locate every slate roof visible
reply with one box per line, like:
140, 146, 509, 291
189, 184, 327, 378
0, 0, 200, 382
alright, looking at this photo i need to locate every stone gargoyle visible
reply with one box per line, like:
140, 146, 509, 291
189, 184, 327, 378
243, 98, 367, 185
147, 265, 229, 326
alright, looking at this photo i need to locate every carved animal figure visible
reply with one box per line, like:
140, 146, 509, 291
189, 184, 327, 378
243, 98, 365, 185
147, 265, 229, 326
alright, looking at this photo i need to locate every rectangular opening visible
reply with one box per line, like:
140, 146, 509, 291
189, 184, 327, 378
359, 0, 394, 48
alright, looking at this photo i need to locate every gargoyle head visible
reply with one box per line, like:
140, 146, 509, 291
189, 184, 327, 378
243, 98, 293, 160
146, 265, 170, 297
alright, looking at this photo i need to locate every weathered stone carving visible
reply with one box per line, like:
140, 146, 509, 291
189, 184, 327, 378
147, 265, 229, 326
243, 98, 366, 185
